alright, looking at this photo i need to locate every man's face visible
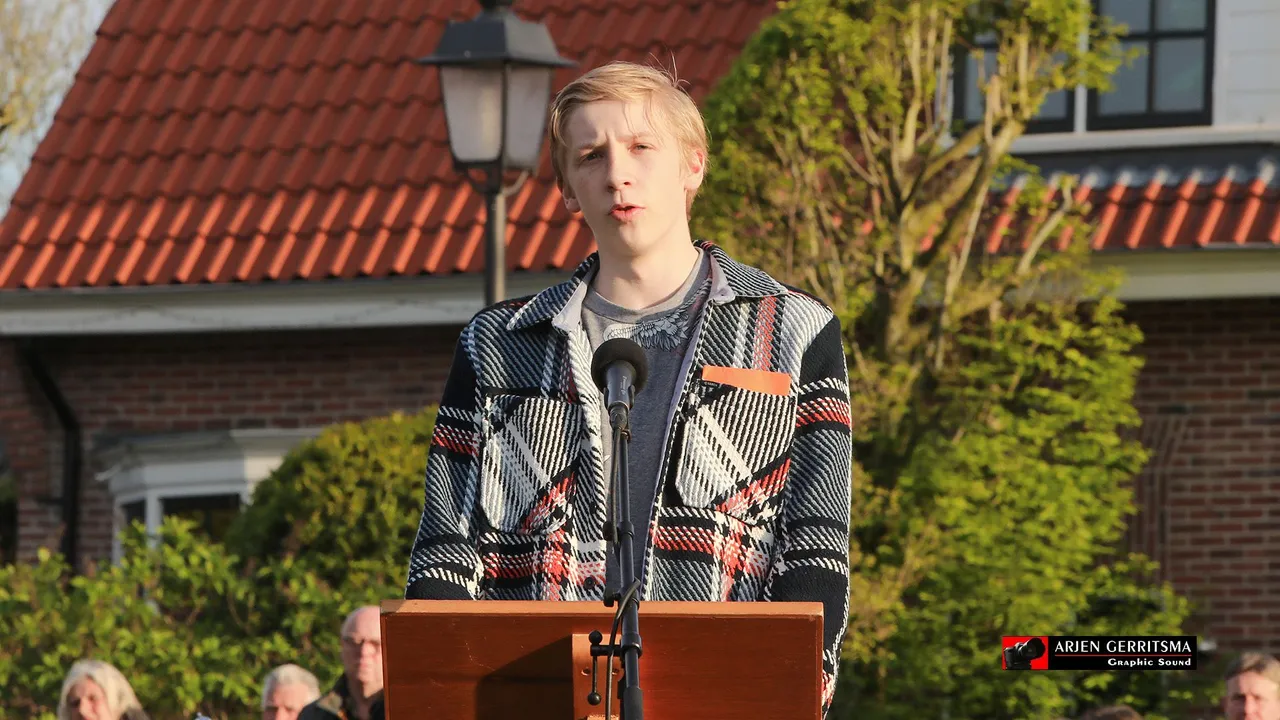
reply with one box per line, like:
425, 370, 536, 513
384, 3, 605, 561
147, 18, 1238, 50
340, 608, 384, 696
66, 679, 109, 720
263, 682, 314, 720
1226, 671, 1280, 720
560, 98, 704, 261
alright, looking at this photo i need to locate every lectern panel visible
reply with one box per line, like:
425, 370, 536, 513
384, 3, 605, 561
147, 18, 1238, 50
380, 600, 823, 720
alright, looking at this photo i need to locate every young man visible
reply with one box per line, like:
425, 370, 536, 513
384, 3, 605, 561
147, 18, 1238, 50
405, 61, 853, 713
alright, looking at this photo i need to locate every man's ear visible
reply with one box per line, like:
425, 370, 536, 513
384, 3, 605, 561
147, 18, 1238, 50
684, 149, 707, 193
560, 182, 581, 213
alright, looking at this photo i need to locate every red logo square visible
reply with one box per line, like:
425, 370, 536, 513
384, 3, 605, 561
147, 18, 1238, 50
1002, 636, 1050, 670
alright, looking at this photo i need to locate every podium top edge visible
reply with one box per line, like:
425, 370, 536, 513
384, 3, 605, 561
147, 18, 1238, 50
380, 599, 824, 619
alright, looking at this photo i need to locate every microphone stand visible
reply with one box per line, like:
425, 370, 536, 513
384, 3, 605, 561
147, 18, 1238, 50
586, 400, 645, 719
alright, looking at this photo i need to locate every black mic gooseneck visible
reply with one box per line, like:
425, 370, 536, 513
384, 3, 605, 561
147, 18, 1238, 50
588, 338, 648, 720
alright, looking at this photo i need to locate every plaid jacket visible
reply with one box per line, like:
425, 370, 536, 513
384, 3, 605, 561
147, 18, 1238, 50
405, 241, 853, 714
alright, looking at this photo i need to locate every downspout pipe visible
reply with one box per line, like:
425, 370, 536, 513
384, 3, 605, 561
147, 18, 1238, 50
17, 339, 81, 570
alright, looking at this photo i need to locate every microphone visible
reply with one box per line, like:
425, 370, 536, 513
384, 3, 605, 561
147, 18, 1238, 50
588, 336, 650, 720
590, 338, 649, 412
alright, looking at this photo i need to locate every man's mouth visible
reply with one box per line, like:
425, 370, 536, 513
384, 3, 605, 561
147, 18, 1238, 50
609, 204, 642, 221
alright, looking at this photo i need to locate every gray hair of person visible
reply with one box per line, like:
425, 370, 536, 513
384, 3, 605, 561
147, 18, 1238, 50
1080, 704, 1143, 720
57, 659, 145, 720
261, 663, 322, 710
1225, 651, 1280, 687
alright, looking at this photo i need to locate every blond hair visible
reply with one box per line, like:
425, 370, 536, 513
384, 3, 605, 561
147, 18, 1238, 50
1225, 652, 1280, 687
261, 663, 321, 710
57, 660, 145, 720
547, 60, 709, 211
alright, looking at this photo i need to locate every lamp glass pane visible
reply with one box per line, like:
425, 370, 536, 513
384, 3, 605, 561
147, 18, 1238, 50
504, 66, 555, 169
440, 66, 504, 164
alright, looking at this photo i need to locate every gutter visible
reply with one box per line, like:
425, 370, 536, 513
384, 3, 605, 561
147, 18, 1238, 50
17, 339, 80, 570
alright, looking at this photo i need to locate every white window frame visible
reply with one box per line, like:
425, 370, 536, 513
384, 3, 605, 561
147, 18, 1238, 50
96, 428, 321, 561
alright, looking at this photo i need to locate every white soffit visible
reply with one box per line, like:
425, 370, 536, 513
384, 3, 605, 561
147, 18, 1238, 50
0, 272, 571, 335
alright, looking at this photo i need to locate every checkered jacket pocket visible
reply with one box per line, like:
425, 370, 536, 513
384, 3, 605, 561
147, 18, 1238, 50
478, 394, 581, 535
672, 378, 797, 525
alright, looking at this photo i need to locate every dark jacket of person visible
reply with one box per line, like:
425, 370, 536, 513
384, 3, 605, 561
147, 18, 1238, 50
297, 675, 384, 720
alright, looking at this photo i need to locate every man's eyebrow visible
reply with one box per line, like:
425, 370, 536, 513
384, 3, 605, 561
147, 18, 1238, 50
574, 133, 656, 152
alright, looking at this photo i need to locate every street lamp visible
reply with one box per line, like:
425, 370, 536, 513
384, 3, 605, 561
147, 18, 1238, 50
418, 0, 575, 306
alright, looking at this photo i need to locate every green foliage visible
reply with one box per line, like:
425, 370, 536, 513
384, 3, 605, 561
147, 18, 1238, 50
695, 0, 1205, 717
226, 408, 435, 583
0, 409, 437, 720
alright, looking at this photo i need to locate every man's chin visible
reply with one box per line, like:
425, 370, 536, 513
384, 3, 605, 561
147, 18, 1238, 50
589, 223, 660, 254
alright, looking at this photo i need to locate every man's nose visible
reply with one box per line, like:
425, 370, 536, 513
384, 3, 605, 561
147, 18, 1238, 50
606, 150, 634, 191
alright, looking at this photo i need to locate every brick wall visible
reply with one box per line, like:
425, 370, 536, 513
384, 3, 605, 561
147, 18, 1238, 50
4, 325, 459, 565
1124, 297, 1280, 656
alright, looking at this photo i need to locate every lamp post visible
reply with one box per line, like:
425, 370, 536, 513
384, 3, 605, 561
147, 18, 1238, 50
418, 0, 574, 307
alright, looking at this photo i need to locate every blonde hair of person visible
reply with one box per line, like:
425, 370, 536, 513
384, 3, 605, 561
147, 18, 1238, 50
547, 60, 710, 212
57, 659, 145, 720
260, 663, 322, 710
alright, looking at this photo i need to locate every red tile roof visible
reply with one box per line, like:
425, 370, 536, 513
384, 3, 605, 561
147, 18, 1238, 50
1, 1, 1277, 292
0, 0, 777, 291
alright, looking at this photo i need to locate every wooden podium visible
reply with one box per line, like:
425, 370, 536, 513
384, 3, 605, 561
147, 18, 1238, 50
379, 599, 823, 720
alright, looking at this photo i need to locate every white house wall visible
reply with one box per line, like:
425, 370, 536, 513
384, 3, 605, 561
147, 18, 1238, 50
1215, 0, 1280, 126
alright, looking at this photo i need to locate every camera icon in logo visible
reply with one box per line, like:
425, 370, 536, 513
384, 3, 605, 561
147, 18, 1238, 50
1003, 636, 1047, 670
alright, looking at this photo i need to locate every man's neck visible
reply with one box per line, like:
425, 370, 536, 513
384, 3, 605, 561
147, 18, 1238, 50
345, 679, 380, 720
593, 239, 701, 311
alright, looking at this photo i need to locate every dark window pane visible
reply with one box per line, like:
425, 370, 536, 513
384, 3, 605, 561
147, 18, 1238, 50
122, 500, 145, 527
1154, 38, 1206, 111
1156, 0, 1207, 30
963, 52, 998, 123
1098, 41, 1150, 115
1039, 90, 1070, 120
1101, 0, 1152, 32
162, 494, 241, 541
0, 470, 14, 565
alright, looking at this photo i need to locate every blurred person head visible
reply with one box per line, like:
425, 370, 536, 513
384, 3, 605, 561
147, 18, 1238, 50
1225, 652, 1280, 720
340, 605, 384, 699
261, 663, 321, 720
1080, 704, 1143, 720
57, 660, 146, 720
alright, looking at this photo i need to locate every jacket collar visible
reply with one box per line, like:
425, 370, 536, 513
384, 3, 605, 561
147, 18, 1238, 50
505, 240, 786, 332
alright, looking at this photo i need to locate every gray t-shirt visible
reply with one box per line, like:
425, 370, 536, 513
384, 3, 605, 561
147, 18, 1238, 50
582, 248, 711, 590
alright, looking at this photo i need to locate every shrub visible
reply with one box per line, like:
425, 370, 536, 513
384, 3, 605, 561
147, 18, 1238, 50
0, 409, 438, 720
225, 408, 437, 585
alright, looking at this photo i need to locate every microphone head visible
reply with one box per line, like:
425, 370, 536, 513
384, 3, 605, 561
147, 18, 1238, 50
591, 337, 648, 394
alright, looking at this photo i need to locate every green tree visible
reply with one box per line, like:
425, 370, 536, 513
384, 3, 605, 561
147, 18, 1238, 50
695, 0, 1200, 717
